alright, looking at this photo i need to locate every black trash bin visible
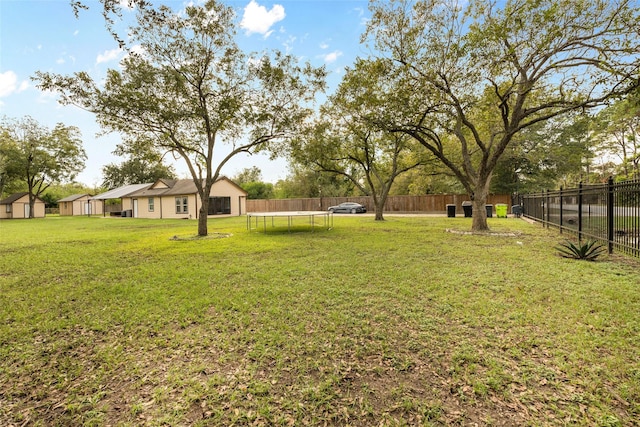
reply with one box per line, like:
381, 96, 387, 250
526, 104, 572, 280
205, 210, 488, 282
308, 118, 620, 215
511, 205, 523, 218
485, 204, 493, 218
446, 204, 456, 218
462, 201, 473, 217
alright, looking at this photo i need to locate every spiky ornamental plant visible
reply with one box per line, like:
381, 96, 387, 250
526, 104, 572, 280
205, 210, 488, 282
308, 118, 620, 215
556, 239, 606, 261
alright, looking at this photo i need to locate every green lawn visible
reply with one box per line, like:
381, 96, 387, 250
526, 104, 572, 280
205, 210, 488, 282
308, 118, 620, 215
0, 215, 638, 426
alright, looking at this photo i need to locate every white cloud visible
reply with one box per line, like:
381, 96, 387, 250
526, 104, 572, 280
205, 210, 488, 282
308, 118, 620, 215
240, 0, 285, 37
129, 45, 146, 56
119, 0, 135, 11
37, 89, 58, 104
283, 35, 296, 54
322, 50, 343, 64
0, 71, 29, 97
319, 42, 329, 50
96, 48, 123, 64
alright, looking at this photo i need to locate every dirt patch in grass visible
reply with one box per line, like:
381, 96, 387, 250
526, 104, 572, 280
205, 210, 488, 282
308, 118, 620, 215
169, 232, 233, 241
446, 228, 523, 237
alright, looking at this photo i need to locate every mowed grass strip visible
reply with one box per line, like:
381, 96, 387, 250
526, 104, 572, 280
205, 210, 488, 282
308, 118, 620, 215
0, 215, 638, 426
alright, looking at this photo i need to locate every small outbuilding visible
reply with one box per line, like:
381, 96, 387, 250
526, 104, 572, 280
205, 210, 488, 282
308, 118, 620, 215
91, 183, 153, 216
58, 194, 104, 216
0, 192, 46, 219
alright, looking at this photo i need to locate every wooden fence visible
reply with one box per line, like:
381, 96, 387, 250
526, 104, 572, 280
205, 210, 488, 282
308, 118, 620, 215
247, 194, 511, 214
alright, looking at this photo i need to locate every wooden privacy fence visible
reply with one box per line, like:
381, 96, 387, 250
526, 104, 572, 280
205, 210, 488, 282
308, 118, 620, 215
247, 194, 511, 214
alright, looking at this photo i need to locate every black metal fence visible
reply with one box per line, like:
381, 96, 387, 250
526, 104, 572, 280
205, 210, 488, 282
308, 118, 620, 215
520, 177, 640, 257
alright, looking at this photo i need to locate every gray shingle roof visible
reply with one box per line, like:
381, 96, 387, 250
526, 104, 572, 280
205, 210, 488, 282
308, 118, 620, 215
91, 184, 152, 200
57, 193, 91, 202
0, 192, 29, 204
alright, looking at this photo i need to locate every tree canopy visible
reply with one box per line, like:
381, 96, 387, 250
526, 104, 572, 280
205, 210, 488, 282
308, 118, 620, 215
593, 97, 640, 181
232, 167, 274, 199
0, 116, 86, 216
364, 0, 640, 230
101, 137, 176, 189
37, 0, 325, 235
291, 58, 432, 220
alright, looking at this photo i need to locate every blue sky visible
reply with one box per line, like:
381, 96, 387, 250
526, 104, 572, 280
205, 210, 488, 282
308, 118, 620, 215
0, 0, 371, 187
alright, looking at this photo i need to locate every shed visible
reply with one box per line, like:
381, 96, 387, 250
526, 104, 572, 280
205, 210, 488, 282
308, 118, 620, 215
58, 194, 104, 216
91, 183, 153, 216
0, 193, 46, 219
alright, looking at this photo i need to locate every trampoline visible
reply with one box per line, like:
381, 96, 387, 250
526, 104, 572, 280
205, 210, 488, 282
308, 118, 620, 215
247, 211, 333, 233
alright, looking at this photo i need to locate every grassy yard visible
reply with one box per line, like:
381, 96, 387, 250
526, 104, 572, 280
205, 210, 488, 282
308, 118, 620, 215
0, 215, 638, 426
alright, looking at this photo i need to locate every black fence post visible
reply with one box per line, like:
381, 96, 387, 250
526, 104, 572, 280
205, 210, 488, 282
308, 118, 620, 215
559, 186, 563, 234
608, 176, 614, 254
578, 182, 583, 242
545, 189, 549, 228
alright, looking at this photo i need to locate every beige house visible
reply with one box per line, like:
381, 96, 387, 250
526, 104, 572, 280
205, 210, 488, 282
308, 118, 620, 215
121, 178, 247, 219
0, 192, 46, 219
58, 194, 104, 216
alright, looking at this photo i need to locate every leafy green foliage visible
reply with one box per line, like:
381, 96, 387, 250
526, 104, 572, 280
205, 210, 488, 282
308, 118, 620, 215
101, 137, 176, 189
41, 182, 100, 208
592, 97, 640, 181
291, 58, 434, 220
364, 0, 640, 230
240, 181, 274, 200
273, 164, 355, 198
0, 116, 86, 212
232, 167, 274, 199
556, 239, 606, 261
35, 0, 325, 235
492, 115, 594, 193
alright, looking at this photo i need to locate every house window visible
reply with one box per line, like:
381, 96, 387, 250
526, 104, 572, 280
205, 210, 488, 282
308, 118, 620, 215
5, 204, 11, 213
175, 196, 188, 214
209, 197, 231, 215
148, 197, 154, 212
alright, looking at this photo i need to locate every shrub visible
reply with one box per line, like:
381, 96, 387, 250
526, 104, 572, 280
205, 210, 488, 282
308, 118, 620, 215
556, 239, 606, 261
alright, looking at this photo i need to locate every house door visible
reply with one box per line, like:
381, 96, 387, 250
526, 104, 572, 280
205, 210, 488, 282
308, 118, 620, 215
133, 199, 138, 218
84, 201, 91, 215
24, 203, 30, 218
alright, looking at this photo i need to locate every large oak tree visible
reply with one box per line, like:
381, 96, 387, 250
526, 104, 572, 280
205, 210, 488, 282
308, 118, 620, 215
292, 59, 431, 221
0, 116, 86, 217
365, 0, 640, 230
37, 0, 325, 235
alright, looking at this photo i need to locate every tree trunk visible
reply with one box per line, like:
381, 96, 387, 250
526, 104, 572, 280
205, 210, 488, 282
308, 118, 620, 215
197, 189, 210, 237
28, 194, 36, 219
374, 201, 385, 221
471, 178, 491, 232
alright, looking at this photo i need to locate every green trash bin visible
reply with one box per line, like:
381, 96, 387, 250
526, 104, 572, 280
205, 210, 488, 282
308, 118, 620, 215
496, 204, 508, 218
